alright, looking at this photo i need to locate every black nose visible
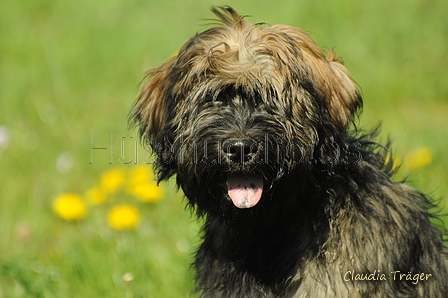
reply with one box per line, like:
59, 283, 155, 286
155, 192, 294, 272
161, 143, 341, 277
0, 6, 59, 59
222, 139, 258, 163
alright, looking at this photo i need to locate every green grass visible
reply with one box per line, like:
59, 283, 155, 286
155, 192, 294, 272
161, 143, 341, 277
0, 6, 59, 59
1, 0, 447, 297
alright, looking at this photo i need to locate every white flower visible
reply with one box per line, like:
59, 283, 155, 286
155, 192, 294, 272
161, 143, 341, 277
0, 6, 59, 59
0, 126, 11, 150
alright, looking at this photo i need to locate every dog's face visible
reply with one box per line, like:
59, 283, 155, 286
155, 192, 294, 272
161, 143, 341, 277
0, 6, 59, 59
132, 7, 362, 212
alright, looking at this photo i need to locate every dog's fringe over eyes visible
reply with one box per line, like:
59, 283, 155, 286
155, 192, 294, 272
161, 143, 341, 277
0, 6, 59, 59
131, 6, 448, 298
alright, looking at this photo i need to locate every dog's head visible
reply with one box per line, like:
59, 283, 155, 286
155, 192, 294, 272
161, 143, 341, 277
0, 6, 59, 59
131, 7, 362, 211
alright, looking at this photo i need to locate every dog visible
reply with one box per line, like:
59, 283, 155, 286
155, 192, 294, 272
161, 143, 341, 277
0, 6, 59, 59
131, 6, 448, 297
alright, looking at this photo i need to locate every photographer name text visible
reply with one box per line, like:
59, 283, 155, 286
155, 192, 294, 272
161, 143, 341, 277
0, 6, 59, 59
343, 270, 433, 285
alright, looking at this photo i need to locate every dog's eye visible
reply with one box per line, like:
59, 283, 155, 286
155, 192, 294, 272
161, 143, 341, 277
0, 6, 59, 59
213, 86, 238, 105
213, 93, 228, 104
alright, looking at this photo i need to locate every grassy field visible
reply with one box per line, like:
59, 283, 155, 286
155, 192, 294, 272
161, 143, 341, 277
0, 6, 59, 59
1, 0, 447, 297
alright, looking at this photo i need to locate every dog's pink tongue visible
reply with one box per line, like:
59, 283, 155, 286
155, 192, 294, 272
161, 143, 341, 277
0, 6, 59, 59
227, 175, 263, 208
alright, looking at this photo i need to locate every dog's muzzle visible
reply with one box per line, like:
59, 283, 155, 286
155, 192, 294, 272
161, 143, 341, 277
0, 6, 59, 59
222, 139, 258, 164
222, 139, 264, 209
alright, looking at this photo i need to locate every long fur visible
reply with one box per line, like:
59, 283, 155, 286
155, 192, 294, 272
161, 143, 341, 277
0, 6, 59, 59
131, 6, 448, 297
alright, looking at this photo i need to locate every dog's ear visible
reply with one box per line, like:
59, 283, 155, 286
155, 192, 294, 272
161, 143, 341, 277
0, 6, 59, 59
323, 51, 362, 130
132, 57, 176, 140
269, 25, 362, 130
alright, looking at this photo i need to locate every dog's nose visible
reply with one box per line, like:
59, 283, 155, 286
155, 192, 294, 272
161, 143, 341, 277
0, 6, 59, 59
223, 139, 258, 163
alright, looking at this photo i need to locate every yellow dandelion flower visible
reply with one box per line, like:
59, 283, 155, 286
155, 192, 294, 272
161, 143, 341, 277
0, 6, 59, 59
85, 185, 107, 205
405, 147, 433, 172
128, 165, 154, 185
107, 204, 140, 230
126, 165, 163, 203
100, 167, 126, 193
129, 182, 164, 203
52, 194, 87, 221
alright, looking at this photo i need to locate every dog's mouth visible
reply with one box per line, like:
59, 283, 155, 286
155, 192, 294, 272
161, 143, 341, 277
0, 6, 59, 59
227, 174, 264, 208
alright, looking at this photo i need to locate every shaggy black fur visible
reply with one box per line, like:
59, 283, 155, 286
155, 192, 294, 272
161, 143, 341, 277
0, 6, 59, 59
131, 7, 448, 297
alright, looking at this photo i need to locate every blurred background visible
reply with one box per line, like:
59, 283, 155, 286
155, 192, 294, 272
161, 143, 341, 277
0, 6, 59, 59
1, 0, 447, 297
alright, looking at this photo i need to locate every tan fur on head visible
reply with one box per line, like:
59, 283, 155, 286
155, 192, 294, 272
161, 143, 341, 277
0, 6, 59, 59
133, 6, 361, 138
134, 56, 176, 138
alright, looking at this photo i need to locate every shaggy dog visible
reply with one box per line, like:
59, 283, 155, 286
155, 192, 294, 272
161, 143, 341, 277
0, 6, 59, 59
131, 6, 448, 297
